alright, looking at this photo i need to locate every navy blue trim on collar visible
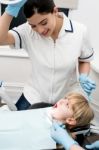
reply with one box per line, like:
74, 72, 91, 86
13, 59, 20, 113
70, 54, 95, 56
65, 20, 73, 33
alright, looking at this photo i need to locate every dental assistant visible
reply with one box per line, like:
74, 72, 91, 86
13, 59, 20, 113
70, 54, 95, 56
0, 0, 96, 110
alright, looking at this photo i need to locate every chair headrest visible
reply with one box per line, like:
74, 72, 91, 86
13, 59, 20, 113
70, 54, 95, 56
70, 124, 90, 135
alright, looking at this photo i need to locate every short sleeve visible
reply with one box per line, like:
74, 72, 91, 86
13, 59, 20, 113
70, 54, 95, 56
9, 29, 22, 49
79, 26, 94, 62
8, 22, 32, 50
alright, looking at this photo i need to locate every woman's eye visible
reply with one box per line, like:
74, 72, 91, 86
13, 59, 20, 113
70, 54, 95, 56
42, 22, 47, 25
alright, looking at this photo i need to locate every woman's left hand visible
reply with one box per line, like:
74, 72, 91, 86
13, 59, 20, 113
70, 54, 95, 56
79, 73, 96, 96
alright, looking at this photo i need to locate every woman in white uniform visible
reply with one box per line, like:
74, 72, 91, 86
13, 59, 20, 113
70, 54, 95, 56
0, 0, 96, 110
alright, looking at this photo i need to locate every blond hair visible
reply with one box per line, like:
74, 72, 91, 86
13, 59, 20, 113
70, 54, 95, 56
66, 92, 94, 127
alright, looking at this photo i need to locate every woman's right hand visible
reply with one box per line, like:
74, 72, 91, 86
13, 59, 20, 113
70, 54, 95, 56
5, 0, 27, 17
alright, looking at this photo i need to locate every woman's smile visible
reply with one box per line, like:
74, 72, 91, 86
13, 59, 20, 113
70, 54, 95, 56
42, 29, 49, 36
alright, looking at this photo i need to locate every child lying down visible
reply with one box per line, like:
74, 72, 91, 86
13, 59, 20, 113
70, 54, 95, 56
0, 92, 94, 150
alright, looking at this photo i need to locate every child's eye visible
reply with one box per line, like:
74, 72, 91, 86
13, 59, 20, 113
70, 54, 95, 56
67, 104, 69, 108
66, 101, 70, 108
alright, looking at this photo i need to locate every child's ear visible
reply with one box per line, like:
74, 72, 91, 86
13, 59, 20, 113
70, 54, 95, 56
65, 117, 77, 126
53, 6, 58, 14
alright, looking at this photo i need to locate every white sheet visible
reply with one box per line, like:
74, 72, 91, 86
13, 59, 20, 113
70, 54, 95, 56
0, 108, 56, 149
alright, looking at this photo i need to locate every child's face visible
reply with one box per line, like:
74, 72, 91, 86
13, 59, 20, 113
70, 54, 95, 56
51, 98, 74, 123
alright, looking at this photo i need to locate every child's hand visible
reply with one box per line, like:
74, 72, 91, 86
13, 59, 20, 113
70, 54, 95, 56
5, 0, 27, 17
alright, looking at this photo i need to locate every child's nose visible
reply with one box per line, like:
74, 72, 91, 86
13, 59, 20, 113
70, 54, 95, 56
59, 99, 66, 104
63, 99, 68, 106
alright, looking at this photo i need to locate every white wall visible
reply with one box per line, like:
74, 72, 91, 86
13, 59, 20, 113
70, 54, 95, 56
0, 46, 32, 101
54, 0, 78, 9
69, 0, 99, 52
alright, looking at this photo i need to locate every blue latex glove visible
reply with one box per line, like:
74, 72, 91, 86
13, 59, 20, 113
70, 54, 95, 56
5, 0, 27, 17
86, 140, 99, 150
51, 122, 78, 150
79, 73, 96, 96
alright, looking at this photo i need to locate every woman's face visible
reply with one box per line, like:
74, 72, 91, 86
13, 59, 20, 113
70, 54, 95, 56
27, 12, 57, 37
51, 98, 74, 123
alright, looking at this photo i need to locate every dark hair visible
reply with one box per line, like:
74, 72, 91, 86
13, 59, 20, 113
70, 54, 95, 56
24, 0, 55, 18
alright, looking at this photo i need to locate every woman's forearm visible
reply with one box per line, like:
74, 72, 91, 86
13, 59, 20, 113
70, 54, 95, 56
0, 12, 13, 44
79, 62, 90, 75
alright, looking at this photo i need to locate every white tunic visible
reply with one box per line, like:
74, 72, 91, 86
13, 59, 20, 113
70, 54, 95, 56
9, 13, 93, 104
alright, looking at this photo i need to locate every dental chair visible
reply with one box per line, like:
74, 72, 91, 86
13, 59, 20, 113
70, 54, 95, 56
70, 125, 99, 149
70, 124, 91, 147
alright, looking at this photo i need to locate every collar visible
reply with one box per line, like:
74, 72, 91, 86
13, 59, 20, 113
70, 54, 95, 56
58, 13, 74, 38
